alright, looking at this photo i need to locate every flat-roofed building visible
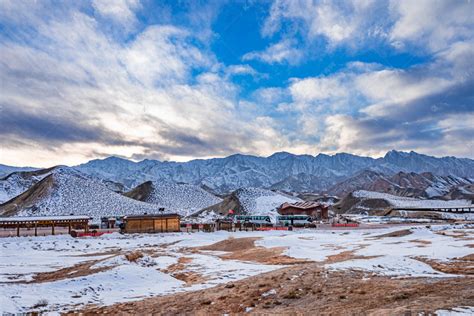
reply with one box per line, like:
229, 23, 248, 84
122, 214, 180, 233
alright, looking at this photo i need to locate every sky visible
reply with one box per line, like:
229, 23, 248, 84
0, 0, 473, 167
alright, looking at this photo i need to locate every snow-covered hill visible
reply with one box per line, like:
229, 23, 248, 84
125, 181, 222, 216
327, 170, 473, 199
352, 190, 472, 209
334, 190, 472, 215
0, 167, 56, 204
0, 164, 36, 178
197, 187, 301, 221
235, 187, 301, 215
0, 168, 165, 220
74, 151, 474, 194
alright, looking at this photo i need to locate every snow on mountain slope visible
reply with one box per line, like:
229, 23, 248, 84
74, 150, 474, 194
327, 170, 473, 199
0, 167, 56, 204
0, 164, 37, 178
0, 168, 164, 220
195, 187, 301, 221
125, 181, 222, 216
352, 190, 472, 209
0, 167, 126, 205
236, 188, 301, 216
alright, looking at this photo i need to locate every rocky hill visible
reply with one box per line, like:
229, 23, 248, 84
196, 187, 300, 219
333, 190, 473, 216
124, 181, 222, 217
0, 167, 164, 220
0, 167, 65, 204
327, 170, 473, 199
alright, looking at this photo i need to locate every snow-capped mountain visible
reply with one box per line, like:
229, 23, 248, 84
0, 167, 165, 220
124, 181, 222, 216
73, 150, 474, 194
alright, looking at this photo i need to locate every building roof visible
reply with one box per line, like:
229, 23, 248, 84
0, 215, 91, 223
124, 213, 180, 219
279, 201, 325, 210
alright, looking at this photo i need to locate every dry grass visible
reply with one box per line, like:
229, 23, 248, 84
125, 251, 144, 262
75, 263, 474, 315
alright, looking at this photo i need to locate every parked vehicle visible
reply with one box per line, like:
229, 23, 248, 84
234, 215, 272, 225
277, 215, 312, 227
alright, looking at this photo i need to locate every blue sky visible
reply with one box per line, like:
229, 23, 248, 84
0, 0, 473, 167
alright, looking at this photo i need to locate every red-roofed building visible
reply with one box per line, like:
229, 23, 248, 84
278, 201, 329, 220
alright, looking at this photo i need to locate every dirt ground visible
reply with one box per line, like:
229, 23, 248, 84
69, 236, 474, 315
198, 237, 309, 265
72, 264, 474, 315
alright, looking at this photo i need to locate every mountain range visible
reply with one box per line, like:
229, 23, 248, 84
0, 150, 473, 219
74, 150, 474, 194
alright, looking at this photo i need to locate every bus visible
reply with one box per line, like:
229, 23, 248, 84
234, 215, 272, 225
277, 215, 313, 227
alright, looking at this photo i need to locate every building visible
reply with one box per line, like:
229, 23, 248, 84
0, 215, 90, 237
121, 214, 180, 233
278, 201, 329, 220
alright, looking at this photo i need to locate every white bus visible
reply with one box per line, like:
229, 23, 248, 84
234, 215, 272, 225
277, 215, 313, 227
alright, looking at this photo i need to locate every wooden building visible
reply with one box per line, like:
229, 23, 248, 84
0, 215, 90, 237
278, 201, 329, 220
122, 214, 180, 233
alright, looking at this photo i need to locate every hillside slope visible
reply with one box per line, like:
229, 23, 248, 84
197, 187, 300, 220
327, 170, 473, 199
333, 190, 472, 215
125, 181, 222, 216
0, 167, 57, 204
0, 168, 164, 220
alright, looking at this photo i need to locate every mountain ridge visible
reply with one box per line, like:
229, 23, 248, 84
74, 150, 474, 193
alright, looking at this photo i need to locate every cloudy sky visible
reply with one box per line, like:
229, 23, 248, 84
1, 0, 473, 167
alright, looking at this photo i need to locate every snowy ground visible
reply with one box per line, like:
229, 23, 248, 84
1, 224, 473, 314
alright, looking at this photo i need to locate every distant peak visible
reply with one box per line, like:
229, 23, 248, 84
103, 156, 130, 162
268, 151, 294, 159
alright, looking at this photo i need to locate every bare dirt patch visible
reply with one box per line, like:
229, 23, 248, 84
71, 249, 121, 257
198, 237, 308, 265
75, 263, 474, 315
162, 257, 193, 274
29, 256, 117, 284
172, 271, 207, 286
415, 256, 474, 275
160, 257, 206, 286
435, 230, 474, 241
373, 229, 412, 239
324, 250, 380, 264
409, 239, 432, 247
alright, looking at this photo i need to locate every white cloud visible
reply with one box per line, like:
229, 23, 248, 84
0, 4, 292, 167
261, 0, 474, 55
242, 39, 303, 65
226, 64, 258, 77
262, 0, 382, 46
289, 75, 348, 102
92, 0, 140, 27
389, 0, 474, 52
